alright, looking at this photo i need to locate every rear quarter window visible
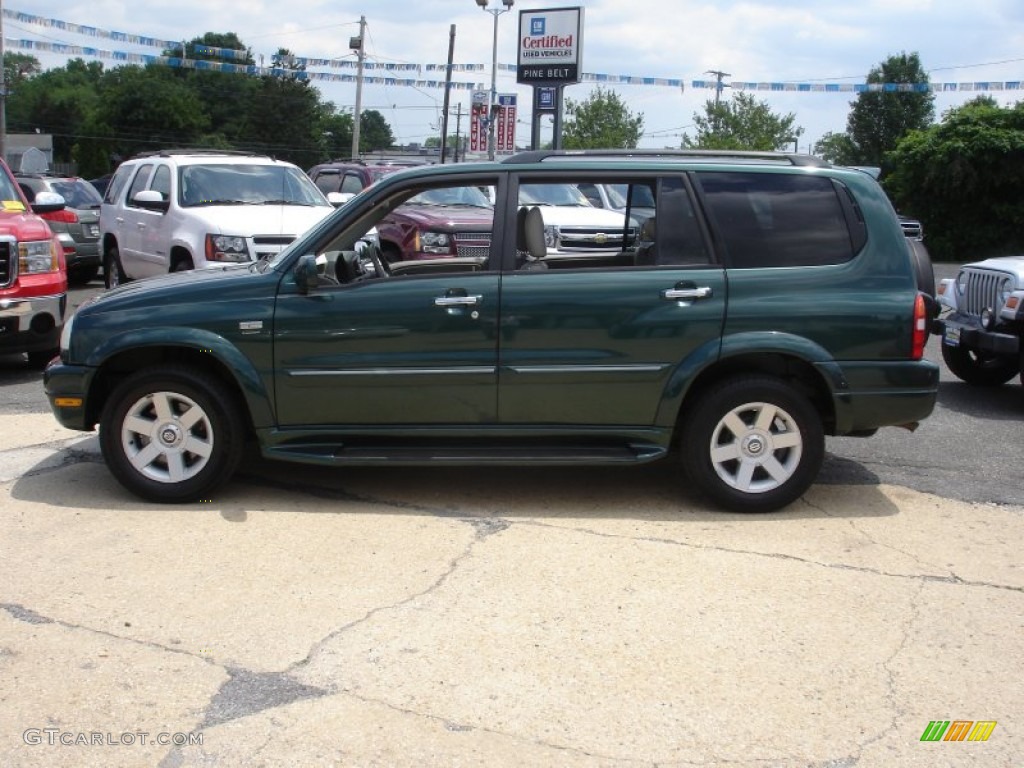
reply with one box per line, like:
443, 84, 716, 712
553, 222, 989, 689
697, 171, 857, 268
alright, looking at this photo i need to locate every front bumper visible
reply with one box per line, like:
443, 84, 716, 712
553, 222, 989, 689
43, 361, 96, 431
935, 312, 1021, 356
0, 293, 66, 354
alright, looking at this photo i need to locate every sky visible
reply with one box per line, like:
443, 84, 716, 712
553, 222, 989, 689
10, 0, 1024, 154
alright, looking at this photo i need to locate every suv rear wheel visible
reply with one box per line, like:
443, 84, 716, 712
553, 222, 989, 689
99, 366, 244, 502
681, 375, 824, 512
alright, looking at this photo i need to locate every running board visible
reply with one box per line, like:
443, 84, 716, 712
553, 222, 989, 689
266, 441, 668, 465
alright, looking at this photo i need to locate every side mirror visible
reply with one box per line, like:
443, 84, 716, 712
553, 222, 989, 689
327, 192, 352, 207
133, 190, 170, 212
31, 191, 65, 215
294, 253, 320, 294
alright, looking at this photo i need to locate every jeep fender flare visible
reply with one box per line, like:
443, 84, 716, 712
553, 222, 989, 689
86, 327, 274, 428
656, 331, 843, 427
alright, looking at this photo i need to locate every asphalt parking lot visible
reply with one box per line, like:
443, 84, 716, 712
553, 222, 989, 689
1, 266, 1021, 767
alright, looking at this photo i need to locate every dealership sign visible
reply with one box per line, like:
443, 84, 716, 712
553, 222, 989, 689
516, 7, 584, 85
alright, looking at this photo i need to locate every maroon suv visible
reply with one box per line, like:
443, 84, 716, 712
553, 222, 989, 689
376, 185, 494, 262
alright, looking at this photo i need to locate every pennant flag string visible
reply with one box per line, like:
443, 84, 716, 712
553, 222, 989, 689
9, 10, 1021, 94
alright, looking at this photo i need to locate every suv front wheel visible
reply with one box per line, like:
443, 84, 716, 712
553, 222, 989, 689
99, 366, 244, 502
104, 243, 127, 289
681, 375, 824, 512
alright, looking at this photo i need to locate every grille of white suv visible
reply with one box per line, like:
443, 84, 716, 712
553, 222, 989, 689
558, 226, 636, 251
252, 235, 296, 260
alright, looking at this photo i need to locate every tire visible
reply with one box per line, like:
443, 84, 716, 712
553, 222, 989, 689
941, 343, 1018, 386
68, 264, 100, 286
104, 243, 127, 289
172, 256, 195, 273
681, 375, 825, 513
908, 239, 935, 299
99, 366, 244, 503
27, 349, 58, 369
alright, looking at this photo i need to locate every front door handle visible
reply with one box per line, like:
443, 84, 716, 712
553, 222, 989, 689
434, 295, 482, 308
662, 286, 712, 301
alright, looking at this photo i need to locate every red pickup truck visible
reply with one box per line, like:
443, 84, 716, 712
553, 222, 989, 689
0, 158, 67, 367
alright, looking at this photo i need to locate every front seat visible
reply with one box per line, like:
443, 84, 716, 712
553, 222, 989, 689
519, 206, 548, 270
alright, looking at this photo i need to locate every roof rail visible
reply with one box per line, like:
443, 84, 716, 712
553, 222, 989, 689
502, 149, 829, 167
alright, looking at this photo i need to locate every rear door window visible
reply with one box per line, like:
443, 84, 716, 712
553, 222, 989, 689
696, 172, 857, 268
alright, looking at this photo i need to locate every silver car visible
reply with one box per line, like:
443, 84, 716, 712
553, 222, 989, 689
16, 174, 103, 285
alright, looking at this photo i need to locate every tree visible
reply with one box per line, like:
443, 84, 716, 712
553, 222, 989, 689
683, 91, 799, 151
6, 58, 106, 165
561, 86, 644, 149
845, 52, 935, 167
4, 53, 41, 90
885, 97, 1024, 261
813, 131, 858, 166
358, 110, 395, 153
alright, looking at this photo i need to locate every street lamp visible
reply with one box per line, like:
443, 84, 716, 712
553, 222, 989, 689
475, 0, 514, 160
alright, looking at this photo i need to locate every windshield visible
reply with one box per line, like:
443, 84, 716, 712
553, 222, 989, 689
519, 183, 593, 207
179, 164, 329, 208
408, 186, 492, 207
0, 170, 26, 209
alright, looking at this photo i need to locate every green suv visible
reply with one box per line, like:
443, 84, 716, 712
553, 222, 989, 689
44, 150, 938, 512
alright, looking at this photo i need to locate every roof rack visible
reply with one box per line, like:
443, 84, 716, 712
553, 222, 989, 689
502, 149, 829, 168
132, 148, 270, 159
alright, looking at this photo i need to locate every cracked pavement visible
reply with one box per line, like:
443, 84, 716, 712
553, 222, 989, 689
0, 412, 1021, 767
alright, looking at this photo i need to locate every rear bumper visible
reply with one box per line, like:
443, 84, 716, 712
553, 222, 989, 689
823, 359, 940, 434
0, 293, 66, 354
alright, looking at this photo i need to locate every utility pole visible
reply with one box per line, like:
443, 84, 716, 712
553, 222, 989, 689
1, 0, 7, 164
350, 16, 366, 161
440, 24, 456, 164
705, 69, 731, 106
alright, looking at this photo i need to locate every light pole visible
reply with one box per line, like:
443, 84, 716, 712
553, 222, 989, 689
475, 0, 514, 160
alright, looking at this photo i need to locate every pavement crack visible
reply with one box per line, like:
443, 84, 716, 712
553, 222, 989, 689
0, 602, 226, 665
290, 521, 498, 674
516, 521, 1024, 594
336, 688, 656, 766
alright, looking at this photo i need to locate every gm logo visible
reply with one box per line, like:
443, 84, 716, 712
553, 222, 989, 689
531, 18, 545, 35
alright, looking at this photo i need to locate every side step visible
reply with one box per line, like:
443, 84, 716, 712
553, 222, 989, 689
267, 440, 668, 466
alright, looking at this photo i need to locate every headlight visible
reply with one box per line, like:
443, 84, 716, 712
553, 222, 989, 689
205, 234, 250, 262
998, 277, 1013, 306
543, 225, 560, 249
59, 311, 75, 355
955, 271, 967, 296
19, 239, 60, 274
418, 231, 451, 254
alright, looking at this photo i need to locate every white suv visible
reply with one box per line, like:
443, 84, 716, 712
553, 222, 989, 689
99, 150, 340, 288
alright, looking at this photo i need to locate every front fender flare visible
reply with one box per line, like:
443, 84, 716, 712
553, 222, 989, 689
86, 327, 273, 427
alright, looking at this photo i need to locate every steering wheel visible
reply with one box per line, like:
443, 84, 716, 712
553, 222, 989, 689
363, 242, 391, 279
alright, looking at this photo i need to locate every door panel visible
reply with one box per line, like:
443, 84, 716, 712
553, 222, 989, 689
274, 273, 501, 426
497, 266, 726, 425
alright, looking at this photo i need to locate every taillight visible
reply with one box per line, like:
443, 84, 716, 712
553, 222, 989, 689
41, 209, 80, 225
912, 293, 928, 360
